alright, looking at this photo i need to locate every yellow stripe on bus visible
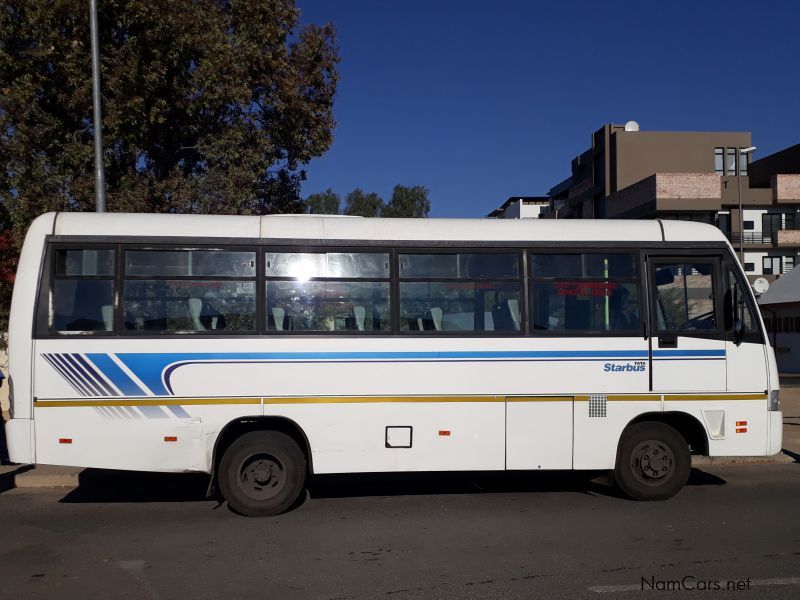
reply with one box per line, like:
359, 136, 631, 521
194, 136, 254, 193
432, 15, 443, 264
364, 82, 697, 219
33, 392, 768, 408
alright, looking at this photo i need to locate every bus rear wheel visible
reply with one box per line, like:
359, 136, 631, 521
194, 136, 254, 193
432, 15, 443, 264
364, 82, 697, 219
613, 422, 690, 501
218, 431, 307, 517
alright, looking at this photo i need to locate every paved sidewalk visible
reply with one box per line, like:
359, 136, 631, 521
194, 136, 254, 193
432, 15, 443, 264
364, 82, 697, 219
3, 382, 799, 489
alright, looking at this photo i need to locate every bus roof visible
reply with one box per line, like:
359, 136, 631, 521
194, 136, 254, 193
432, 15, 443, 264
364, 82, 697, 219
43, 212, 728, 244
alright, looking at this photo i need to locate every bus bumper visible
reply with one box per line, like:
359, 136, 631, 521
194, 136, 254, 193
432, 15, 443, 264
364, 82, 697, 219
767, 411, 783, 456
4, 418, 34, 464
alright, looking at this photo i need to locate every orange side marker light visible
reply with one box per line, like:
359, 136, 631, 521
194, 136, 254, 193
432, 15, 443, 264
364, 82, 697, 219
58, 438, 72, 444
164, 436, 178, 442
735, 421, 748, 427
438, 430, 451, 437
735, 428, 748, 434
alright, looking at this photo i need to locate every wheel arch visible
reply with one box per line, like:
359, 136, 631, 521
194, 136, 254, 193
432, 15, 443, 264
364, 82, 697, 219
620, 411, 709, 459
209, 416, 313, 494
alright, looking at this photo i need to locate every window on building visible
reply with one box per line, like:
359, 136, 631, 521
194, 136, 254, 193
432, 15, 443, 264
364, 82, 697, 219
744, 262, 755, 272
726, 148, 736, 176
763, 256, 782, 276
738, 149, 748, 176
784, 256, 795, 273
743, 221, 755, 230
714, 148, 724, 175
718, 213, 731, 235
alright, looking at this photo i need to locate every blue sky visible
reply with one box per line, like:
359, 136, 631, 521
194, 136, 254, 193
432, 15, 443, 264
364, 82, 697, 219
297, 0, 800, 217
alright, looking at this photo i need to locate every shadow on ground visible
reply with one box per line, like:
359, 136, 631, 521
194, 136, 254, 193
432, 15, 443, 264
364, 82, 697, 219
53, 467, 727, 505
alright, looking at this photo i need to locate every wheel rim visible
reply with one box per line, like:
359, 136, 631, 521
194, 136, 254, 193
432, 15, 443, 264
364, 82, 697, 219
237, 453, 286, 501
630, 440, 675, 486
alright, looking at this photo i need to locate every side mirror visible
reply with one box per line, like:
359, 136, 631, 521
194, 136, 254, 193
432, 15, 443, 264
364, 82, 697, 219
655, 268, 675, 286
733, 318, 745, 346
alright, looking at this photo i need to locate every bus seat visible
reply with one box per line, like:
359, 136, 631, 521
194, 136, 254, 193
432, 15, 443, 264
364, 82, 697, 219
430, 307, 443, 331
272, 307, 286, 331
507, 298, 521, 330
353, 305, 366, 331
188, 298, 207, 331
101, 305, 114, 331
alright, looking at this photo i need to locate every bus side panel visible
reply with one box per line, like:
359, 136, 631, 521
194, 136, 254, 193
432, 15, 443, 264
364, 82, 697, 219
34, 406, 205, 472
664, 399, 769, 457
265, 402, 505, 474
573, 399, 662, 470
8, 213, 55, 422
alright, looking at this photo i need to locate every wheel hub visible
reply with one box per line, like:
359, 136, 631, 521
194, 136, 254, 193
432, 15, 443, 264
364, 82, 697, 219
239, 455, 285, 500
631, 440, 675, 485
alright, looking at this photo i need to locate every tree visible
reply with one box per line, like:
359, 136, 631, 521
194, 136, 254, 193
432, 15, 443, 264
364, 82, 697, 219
305, 188, 340, 214
0, 0, 339, 242
0, 1, 339, 347
381, 185, 431, 218
343, 188, 384, 217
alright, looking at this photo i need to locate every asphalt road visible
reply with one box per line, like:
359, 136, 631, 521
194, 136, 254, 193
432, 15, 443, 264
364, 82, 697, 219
0, 464, 798, 600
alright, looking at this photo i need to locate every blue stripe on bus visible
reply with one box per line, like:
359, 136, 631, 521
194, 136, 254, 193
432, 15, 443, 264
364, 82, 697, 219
86, 353, 147, 397
652, 349, 726, 358
110, 349, 728, 396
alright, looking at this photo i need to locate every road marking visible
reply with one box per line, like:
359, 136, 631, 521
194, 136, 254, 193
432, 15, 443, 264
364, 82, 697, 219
589, 577, 800, 593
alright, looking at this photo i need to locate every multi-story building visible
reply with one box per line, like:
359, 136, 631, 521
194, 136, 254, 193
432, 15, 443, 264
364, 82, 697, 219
487, 196, 549, 219
539, 123, 800, 281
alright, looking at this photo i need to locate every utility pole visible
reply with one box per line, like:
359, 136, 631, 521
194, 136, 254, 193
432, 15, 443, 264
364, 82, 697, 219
89, 0, 106, 212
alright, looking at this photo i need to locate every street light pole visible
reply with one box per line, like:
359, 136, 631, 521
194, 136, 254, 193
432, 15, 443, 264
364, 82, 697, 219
89, 0, 106, 212
736, 146, 757, 266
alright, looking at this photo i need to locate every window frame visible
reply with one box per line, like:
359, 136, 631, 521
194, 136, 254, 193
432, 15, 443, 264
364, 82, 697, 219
37, 243, 120, 337
396, 247, 526, 336
35, 237, 754, 343
647, 255, 725, 341
119, 244, 260, 336
724, 265, 764, 345
263, 246, 394, 336
527, 249, 644, 337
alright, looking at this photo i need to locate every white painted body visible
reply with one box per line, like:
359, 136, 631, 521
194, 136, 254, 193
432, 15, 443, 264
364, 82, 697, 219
5, 213, 782, 473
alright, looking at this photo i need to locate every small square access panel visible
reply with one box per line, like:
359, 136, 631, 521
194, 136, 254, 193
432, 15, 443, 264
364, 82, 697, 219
385, 426, 413, 448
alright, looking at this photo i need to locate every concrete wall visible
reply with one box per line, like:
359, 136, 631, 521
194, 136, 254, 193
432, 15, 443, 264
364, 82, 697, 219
612, 130, 752, 192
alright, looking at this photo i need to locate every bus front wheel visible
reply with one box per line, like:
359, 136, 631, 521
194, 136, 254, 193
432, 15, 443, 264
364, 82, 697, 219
613, 422, 690, 501
218, 430, 307, 516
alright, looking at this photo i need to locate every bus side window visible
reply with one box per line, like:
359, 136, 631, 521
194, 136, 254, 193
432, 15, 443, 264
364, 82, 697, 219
50, 249, 115, 333
652, 263, 716, 331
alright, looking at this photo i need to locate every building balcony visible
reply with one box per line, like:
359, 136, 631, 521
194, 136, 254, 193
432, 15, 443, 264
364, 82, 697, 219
728, 229, 800, 246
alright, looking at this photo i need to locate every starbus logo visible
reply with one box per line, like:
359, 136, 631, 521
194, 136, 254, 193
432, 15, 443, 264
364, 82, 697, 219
604, 361, 646, 373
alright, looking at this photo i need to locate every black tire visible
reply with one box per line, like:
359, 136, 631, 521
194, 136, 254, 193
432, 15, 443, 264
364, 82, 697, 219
218, 431, 307, 517
613, 422, 690, 501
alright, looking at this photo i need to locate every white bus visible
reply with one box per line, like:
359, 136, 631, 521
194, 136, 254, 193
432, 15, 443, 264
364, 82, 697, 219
4, 213, 782, 515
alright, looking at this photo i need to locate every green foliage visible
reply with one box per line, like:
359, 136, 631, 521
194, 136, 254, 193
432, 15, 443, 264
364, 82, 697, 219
305, 188, 340, 214
343, 188, 384, 217
382, 185, 431, 218
0, 0, 339, 346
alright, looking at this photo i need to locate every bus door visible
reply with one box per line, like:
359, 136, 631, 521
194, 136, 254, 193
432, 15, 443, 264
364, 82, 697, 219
722, 260, 768, 393
646, 255, 727, 392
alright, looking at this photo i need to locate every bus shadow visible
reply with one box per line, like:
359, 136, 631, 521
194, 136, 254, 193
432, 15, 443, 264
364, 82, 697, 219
59, 469, 212, 504
55, 467, 726, 505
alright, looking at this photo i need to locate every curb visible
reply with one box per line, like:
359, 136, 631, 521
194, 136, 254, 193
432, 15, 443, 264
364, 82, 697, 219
692, 452, 795, 467
13, 465, 82, 488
